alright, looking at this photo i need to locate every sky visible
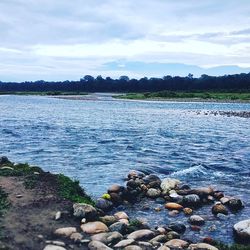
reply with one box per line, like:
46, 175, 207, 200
0, 0, 250, 81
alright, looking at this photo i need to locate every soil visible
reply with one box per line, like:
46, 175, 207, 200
0, 173, 88, 250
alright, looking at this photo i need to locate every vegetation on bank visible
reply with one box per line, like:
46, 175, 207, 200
0, 91, 88, 96
116, 91, 250, 101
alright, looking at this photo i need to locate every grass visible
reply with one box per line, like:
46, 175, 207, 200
116, 91, 250, 101
0, 91, 88, 96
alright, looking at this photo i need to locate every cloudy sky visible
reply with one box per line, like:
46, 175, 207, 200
1, 0, 250, 81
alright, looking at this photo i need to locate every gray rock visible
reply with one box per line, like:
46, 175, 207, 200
54, 227, 77, 237
165, 239, 189, 249
160, 178, 180, 194
127, 229, 155, 241
88, 241, 113, 250
146, 188, 161, 198
114, 239, 135, 248
124, 246, 143, 250
149, 235, 168, 244
188, 243, 219, 250
91, 231, 123, 245
73, 203, 98, 220
166, 231, 180, 240
0, 156, 10, 165
189, 215, 205, 225
183, 194, 201, 207
100, 215, 117, 226
233, 219, 250, 242
228, 198, 244, 211
168, 222, 186, 234
109, 221, 128, 234
137, 241, 153, 249
95, 198, 113, 211
143, 174, 161, 188
43, 245, 66, 250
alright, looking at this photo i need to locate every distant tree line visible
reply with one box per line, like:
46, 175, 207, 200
0, 73, 250, 93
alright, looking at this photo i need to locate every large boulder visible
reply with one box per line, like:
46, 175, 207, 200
88, 241, 112, 250
73, 203, 98, 220
161, 178, 180, 194
233, 219, 250, 243
95, 198, 113, 211
183, 194, 201, 207
127, 229, 155, 241
228, 198, 244, 212
188, 243, 218, 250
165, 239, 189, 248
81, 221, 109, 234
54, 227, 77, 237
114, 239, 135, 248
91, 232, 123, 245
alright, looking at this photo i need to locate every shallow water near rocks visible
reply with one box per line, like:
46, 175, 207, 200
0, 94, 250, 244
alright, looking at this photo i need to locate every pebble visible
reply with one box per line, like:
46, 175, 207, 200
189, 215, 205, 225
165, 239, 189, 248
54, 227, 77, 237
88, 241, 112, 250
183, 207, 193, 215
43, 245, 66, 250
114, 211, 129, 220
127, 229, 155, 241
165, 202, 183, 211
55, 211, 61, 221
114, 239, 135, 248
81, 221, 109, 234
212, 202, 228, 215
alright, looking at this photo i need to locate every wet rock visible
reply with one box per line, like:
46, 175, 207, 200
168, 210, 179, 216
165, 202, 183, 211
88, 241, 112, 250
114, 239, 135, 248
166, 231, 180, 240
233, 219, 250, 242
91, 232, 123, 245
212, 202, 228, 215
128, 170, 145, 180
189, 215, 205, 225
114, 211, 129, 220
127, 229, 155, 241
54, 227, 77, 237
169, 192, 183, 203
143, 174, 161, 188
183, 194, 201, 207
146, 188, 161, 198
156, 227, 166, 234
168, 222, 186, 234
183, 207, 193, 215
161, 178, 180, 194
100, 215, 117, 226
110, 192, 123, 204
157, 246, 170, 250
213, 191, 224, 200
119, 218, 129, 225
95, 198, 113, 211
188, 243, 218, 250
192, 187, 214, 197
220, 197, 230, 205
127, 179, 141, 189
73, 203, 98, 220
149, 235, 168, 244
124, 246, 142, 250
70, 232, 83, 243
109, 221, 128, 234
108, 184, 124, 194
137, 241, 153, 249
190, 225, 201, 231
0, 156, 10, 165
81, 221, 109, 234
43, 245, 66, 250
228, 198, 244, 211
165, 239, 189, 249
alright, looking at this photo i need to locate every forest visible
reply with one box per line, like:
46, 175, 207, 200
0, 73, 250, 93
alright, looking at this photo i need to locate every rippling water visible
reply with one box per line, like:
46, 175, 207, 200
0, 95, 250, 243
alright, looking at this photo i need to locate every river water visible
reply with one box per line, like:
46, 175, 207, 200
0, 94, 250, 243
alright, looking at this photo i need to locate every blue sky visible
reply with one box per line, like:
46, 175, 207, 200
0, 0, 250, 81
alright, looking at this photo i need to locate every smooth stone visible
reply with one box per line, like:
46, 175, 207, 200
157, 227, 166, 234
220, 197, 230, 205
110, 192, 123, 204
91, 232, 123, 245
81, 221, 109, 234
108, 184, 124, 193
45, 241, 65, 247
114, 239, 135, 248
165, 239, 189, 248
228, 198, 244, 211
192, 187, 214, 196
183, 208, 193, 215
150, 235, 168, 244
212, 203, 228, 215
146, 188, 161, 198
100, 215, 117, 226
137, 241, 153, 248
157, 246, 170, 250
183, 194, 201, 207
166, 231, 180, 240
54, 227, 77, 237
189, 215, 205, 225
143, 174, 161, 188
95, 198, 113, 211
73, 203, 98, 220
119, 218, 129, 225
161, 178, 180, 194
169, 193, 183, 203
233, 219, 250, 242
127, 229, 155, 241
124, 246, 142, 250
70, 232, 83, 242
55, 211, 61, 220
115, 211, 129, 220
43, 245, 66, 250
109, 221, 128, 234
168, 210, 179, 216
168, 222, 186, 234
188, 243, 218, 250
165, 202, 183, 211
128, 170, 145, 179
88, 241, 112, 250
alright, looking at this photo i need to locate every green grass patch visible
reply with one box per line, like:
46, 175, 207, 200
56, 174, 95, 206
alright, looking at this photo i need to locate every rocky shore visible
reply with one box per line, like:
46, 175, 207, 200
0, 157, 250, 250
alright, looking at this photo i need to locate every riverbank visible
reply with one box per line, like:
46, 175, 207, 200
1, 157, 250, 250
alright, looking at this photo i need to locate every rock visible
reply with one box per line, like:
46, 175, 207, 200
189, 215, 205, 225
150, 235, 168, 244
16, 194, 23, 198
0, 156, 10, 165
220, 197, 230, 205
88, 241, 112, 250
157, 246, 170, 250
55, 211, 61, 221
95, 198, 113, 211
156, 197, 165, 204
168, 210, 179, 216
213, 191, 224, 200
110, 192, 123, 204
190, 225, 201, 231
233, 219, 250, 242
161, 178, 180, 194
81, 221, 109, 234
166, 231, 180, 241
127, 179, 141, 189
128, 170, 145, 179
143, 174, 161, 188
212, 203, 228, 215
165, 239, 189, 248
73, 203, 98, 220
45, 241, 66, 247
169, 192, 183, 203
183, 194, 201, 207
146, 188, 161, 198
192, 187, 214, 196
137, 241, 153, 249
70, 232, 83, 242
43, 245, 66, 250
165, 203, 183, 211
124, 246, 142, 250
119, 218, 129, 225
188, 243, 219, 250
114, 239, 135, 248
228, 198, 244, 211
127, 229, 155, 241
183, 207, 193, 215
156, 227, 166, 234
100, 215, 117, 226
168, 222, 186, 234
109, 221, 128, 234
108, 184, 124, 193
114, 211, 129, 220
91, 232, 123, 245
54, 227, 77, 237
